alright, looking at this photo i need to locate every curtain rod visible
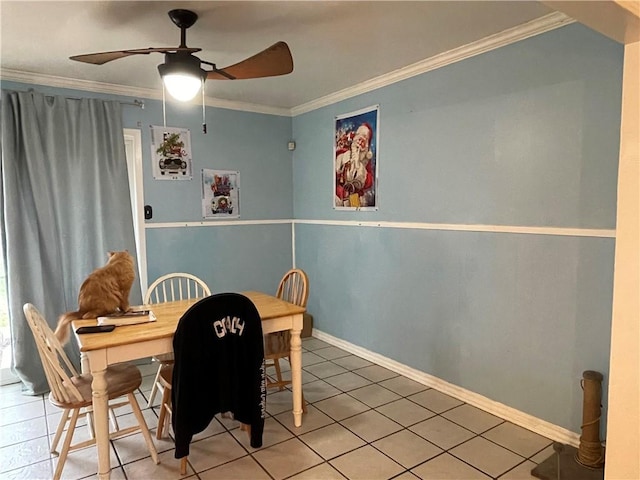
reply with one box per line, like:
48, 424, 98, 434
64, 97, 144, 109
73, 97, 144, 109
24, 89, 145, 109
122, 99, 145, 109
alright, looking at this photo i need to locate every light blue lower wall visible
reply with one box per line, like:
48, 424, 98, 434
291, 23, 622, 436
146, 223, 292, 295
295, 224, 614, 433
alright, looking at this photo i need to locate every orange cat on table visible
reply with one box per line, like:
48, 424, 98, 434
54, 250, 135, 344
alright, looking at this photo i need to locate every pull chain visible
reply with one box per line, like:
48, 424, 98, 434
202, 79, 207, 134
162, 83, 167, 128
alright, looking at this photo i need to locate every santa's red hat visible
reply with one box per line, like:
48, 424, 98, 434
356, 123, 373, 144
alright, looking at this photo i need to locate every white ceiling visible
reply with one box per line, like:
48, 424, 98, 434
1, 1, 564, 112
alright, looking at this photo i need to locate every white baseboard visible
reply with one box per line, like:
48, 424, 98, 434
311, 328, 580, 447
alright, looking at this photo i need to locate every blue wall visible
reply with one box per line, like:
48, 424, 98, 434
130, 101, 293, 223
291, 23, 622, 434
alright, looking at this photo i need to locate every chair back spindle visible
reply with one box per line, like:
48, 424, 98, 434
23, 304, 83, 404
145, 273, 211, 305
276, 269, 309, 308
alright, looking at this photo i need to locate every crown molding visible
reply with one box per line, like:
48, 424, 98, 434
0, 68, 290, 116
1, 11, 573, 118
291, 11, 575, 116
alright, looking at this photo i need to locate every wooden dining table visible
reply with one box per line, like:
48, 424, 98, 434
72, 290, 306, 480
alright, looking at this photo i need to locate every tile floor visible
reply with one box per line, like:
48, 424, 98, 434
0, 337, 555, 479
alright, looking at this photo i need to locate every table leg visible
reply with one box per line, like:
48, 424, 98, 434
290, 317, 303, 427
80, 352, 90, 374
92, 368, 111, 480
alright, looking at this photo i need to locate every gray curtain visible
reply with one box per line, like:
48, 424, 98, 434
0, 90, 141, 394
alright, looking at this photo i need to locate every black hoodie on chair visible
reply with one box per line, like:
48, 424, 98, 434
171, 293, 266, 459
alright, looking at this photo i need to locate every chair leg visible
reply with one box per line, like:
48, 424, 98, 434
147, 364, 163, 407
53, 408, 80, 480
108, 406, 120, 431
50, 408, 71, 455
128, 392, 159, 465
156, 385, 172, 440
163, 411, 171, 438
240, 423, 252, 443
273, 358, 285, 391
85, 406, 95, 440
180, 457, 188, 475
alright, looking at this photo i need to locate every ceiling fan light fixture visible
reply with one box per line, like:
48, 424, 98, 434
162, 73, 202, 102
158, 52, 206, 102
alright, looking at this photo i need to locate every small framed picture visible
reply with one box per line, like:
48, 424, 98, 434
202, 169, 240, 219
150, 126, 193, 180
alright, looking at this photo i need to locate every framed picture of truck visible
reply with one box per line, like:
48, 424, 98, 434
201, 169, 240, 219
150, 126, 193, 180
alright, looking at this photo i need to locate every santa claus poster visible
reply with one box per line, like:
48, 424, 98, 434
334, 105, 379, 210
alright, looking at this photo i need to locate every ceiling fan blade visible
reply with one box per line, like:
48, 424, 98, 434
70, 47, 202, 65
207, 41, 293, 80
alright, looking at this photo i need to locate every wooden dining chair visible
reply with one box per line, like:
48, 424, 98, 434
264, 269, 309, 410
144, 273, 211, 409
23, 303, 159, 480
155, 363, 173, 440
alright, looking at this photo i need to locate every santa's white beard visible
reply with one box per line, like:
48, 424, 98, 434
350, 146, 367, 164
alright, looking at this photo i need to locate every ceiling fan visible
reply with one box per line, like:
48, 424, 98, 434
70, 9, 294, 101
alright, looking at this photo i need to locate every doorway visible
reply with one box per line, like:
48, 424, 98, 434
124, 128, 148, 298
